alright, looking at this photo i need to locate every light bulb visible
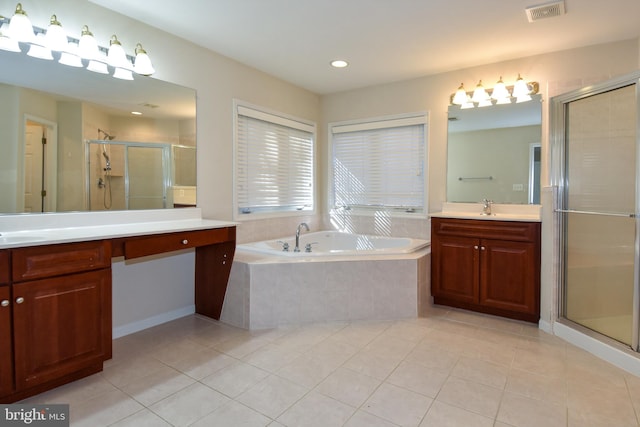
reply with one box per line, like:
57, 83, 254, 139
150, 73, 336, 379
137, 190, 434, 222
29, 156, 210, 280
471, 80, 490, 103
107, 34, 128, 68
452, 83, 467, 105
133, 43, 155, 75
45, 15, 68, 51
8, 3, 34, 43
78, 25, 98, 60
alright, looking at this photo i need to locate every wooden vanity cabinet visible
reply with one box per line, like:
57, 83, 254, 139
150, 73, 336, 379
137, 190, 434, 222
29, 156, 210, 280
1, 241, 111, 402
0, 225, 236, 402
431, 218, 541, 322
0, 251, 12, 398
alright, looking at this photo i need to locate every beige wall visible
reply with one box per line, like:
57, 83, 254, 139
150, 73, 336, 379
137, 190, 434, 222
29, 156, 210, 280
320, 38, 639, 325
8, 0, 640, 331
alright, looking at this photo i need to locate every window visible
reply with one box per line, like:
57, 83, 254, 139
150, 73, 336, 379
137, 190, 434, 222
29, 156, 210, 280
330, 113, 427, 214
234, 103, 315, 218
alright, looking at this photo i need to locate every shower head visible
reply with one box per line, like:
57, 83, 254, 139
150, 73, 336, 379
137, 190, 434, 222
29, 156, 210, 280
98, 128, 115, 141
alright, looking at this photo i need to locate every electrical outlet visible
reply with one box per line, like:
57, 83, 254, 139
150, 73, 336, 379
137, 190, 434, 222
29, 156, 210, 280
513, 183, 524, 191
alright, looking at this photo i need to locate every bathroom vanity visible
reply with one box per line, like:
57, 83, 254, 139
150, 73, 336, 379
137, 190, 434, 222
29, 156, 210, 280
0, 210, 236, 403
430, 204, 541, 323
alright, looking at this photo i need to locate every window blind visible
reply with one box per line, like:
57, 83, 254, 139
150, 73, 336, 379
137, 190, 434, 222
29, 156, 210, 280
235, 106, 314, 215
331, 116, 426, 211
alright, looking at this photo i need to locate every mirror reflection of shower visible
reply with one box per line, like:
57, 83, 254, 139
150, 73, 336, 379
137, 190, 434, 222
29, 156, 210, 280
100, 145, 113, 209
86, 139, 172, 211
97, 129, 115, 209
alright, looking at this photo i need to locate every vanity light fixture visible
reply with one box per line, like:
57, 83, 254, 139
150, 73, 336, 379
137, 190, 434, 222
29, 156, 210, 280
471, 80, 490, 103
78, 25, 99, 59
0, 22, 20, 52
512, 73, 529, 98
44, 15, 67, 52
59, 42, 83, 67
133, 43, 155, 76
7, 3, 33, 43
0, 4, 156, 79
452, 83, 469, 105
491, 76, 510, 102
26, 33, 53, 61
451, 74, 539, 108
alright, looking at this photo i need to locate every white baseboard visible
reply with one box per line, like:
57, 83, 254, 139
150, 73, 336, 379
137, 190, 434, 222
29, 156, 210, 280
112, 305, 195, 339
538, 319, 553, 334
554, 321, 640, 376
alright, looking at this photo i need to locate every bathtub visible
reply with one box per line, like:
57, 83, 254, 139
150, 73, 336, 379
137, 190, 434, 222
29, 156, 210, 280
221, 231, 431, 329
238, 231, 429, 257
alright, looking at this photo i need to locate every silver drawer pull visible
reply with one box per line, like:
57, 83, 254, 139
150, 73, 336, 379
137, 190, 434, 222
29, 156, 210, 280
474, 245, 479, 250
15, 297, 24, 304
182, 239, 188, 245
1, 300, 8, 307
481, 246, 486, 251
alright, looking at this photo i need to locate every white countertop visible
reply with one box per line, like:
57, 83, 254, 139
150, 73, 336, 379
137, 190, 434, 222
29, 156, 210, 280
430, 202, 542, 222
0, 208, 237, 249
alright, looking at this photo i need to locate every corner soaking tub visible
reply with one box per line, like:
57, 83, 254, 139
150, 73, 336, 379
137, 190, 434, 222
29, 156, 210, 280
221, 231, 431, 329
238, 231, 429, 256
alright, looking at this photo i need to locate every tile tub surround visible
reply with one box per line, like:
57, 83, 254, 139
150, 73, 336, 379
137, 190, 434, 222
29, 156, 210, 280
222, 249, 430, 329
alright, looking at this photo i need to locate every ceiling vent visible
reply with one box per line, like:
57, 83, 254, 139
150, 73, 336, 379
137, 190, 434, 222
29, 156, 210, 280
525, 0, 566, 23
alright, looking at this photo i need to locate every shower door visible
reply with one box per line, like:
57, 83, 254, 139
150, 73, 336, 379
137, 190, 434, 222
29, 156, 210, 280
556, 76, 639, 348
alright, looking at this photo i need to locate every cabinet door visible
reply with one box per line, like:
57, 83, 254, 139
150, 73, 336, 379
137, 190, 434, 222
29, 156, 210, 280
12, 269, 111, 391
0, 286, 13, 397
480, 239, 538, 316
431, 235, 479, 303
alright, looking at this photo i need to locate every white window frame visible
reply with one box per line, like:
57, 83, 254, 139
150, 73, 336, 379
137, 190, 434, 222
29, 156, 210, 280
233, 100, 316, 221
328, 112, 429, 218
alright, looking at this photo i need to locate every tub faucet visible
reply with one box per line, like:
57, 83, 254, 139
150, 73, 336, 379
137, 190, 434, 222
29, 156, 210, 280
294, 222, 309, 252
481, 199, 493, 215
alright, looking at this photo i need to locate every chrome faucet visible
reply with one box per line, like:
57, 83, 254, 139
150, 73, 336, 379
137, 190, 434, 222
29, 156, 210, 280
294, 222, 309, 252
481, 199, 493, 215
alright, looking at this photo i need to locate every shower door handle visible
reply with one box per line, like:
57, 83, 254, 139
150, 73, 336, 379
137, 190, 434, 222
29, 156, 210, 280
555, 209, 635, 218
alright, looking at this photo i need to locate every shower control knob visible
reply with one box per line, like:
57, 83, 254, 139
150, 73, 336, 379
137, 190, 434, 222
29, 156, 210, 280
15, 297, 24, 304
182, 239, 188, 245
1, 300, 8, 307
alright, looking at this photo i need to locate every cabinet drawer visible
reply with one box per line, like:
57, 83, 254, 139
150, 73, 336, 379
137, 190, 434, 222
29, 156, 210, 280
124, 227, 235, 260
432, 218, 539, 242
0, 251, 8, 285
12, 240, 111, 282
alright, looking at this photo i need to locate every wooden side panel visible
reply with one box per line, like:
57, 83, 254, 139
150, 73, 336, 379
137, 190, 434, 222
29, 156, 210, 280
12, 241, 111, 282
12, 269, 111, 391
195, 240, 236, 320
0, 286, 13, 398
0, 251, 9, 285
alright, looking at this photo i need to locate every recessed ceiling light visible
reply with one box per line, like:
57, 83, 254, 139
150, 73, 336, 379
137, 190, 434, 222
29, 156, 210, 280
131, 111, 142, 115
330, 59, 348, 68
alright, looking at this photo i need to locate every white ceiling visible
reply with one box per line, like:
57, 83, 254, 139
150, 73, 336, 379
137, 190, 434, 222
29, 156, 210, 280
90, 0, 640, 94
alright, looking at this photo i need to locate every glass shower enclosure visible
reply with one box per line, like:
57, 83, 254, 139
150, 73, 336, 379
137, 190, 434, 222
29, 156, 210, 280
86, 140, 172, 211
553, 72, 640, 350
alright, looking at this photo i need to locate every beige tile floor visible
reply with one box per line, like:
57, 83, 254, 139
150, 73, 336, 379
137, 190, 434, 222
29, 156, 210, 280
21, 306, 640, 427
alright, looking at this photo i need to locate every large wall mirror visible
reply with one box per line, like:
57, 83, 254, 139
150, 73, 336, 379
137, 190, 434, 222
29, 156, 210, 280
0, 49, 196, 214
446, 94, 542, 204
